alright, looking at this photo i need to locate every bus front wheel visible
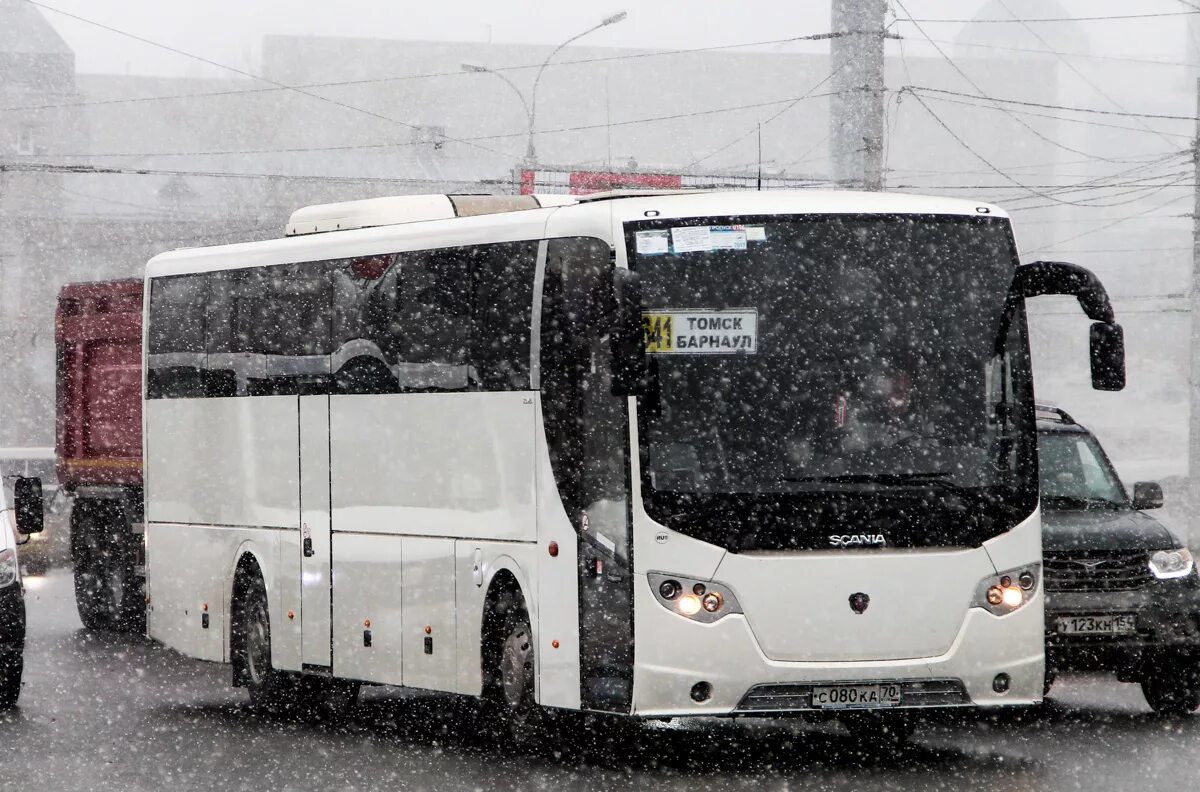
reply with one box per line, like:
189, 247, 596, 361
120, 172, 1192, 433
485, 596, 546, 747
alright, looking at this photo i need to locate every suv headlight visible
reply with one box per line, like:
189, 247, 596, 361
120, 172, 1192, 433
0, 548, 17, 588
1150, 548, 1194, 580
976, 564, 1040, 616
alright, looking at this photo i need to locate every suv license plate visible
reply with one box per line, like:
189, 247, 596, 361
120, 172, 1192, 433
811, 683, 902, 710
1058, 614, 1136, 635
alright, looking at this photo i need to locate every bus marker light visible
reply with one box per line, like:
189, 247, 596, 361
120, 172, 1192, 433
678, 595, 702, 616
659, 580, 682, 600
287, 610, 295, 621
690, 681, 712, 702
425, 625, 432, 635
202, 603, 208, 612
993, 673, 1010, 693
986, 586, 1003, 606
1019, 571, 1035, 590
1001, 586, 1023, 608
548, 541, 559, 557
692, 583, 706, 596
552, 640, 560, 649
363, 619, 371, 628
701, 592, 723, 613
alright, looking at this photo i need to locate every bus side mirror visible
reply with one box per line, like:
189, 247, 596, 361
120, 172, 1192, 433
610, 268, 647, 397
1089, 322, 1125, 392
13, 477, 44, 535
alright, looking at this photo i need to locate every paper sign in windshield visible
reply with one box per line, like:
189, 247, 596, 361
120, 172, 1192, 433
635, 230, 670, 255
643, 310, 758, 354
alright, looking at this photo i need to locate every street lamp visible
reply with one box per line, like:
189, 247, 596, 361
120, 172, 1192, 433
461, 11, 628, 166
527, 11, 628, 164
461, 62, 533, 137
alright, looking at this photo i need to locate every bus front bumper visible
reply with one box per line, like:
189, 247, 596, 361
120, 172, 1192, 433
630, 586, 1043, 718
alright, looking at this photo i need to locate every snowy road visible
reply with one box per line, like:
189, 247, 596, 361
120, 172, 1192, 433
1, 569, 1195, 792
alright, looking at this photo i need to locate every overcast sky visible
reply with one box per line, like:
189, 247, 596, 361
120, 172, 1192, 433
32, 0, 1197, 80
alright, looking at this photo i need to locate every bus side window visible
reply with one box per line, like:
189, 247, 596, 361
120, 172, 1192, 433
147, 274, 209, 399
471, 241, 538, 391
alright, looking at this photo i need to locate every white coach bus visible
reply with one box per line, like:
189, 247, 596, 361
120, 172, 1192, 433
143, 189, 1126, 739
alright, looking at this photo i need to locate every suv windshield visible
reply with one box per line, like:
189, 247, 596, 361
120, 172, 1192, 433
1038, 431, 1127, 508
627, 213, 1037, 552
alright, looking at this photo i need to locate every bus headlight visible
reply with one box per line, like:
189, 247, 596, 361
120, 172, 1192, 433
0, 549, 18, 588
976, 565, 1039, 616
648, 572, 742, 624
1150, 548, 1194, 580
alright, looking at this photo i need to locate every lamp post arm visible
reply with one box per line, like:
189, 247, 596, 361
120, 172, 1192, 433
527, 20, 611, 163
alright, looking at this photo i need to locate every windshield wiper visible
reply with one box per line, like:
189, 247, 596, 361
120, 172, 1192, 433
779, 472, 981, 498
1041, 494, 1123, 510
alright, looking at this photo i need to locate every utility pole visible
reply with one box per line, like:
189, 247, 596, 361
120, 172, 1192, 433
1189, 78, 1200, 539
829, 0, 888, 190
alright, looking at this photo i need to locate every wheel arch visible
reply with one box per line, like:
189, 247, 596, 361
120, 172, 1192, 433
225, 542, 271, 664
479, 557, 535, 698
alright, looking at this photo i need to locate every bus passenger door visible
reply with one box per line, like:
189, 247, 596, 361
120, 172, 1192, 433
299, 394, 332, 668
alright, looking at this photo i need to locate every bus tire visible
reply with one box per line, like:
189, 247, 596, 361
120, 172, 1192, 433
72, 501, 142, 633
483, 590, 545, 748
0, 651, 22, 709
231, 566, 297, 713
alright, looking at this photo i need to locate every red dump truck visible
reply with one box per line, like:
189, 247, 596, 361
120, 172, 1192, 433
55, 279, 145, 631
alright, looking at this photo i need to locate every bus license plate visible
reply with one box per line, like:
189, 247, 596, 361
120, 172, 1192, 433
1058, 614, 1136, 635
811, 683, 902, 710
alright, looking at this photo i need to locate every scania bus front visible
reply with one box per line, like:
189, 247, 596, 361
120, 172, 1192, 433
616, 196, 1126, 729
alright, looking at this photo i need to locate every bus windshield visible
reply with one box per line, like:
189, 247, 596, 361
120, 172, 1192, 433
626, 213, 1037, 552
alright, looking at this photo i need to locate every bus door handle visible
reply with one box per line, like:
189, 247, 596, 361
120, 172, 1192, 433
303, 537, 313, 557
302, 523, 314, 558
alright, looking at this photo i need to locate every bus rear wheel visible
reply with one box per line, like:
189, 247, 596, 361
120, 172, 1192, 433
232, 571, 297, 713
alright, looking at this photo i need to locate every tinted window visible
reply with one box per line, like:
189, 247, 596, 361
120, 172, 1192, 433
331, 243, 537, 394
147, 275, 208, 399
207, 265, 331, 397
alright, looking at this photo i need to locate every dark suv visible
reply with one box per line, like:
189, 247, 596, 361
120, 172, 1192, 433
1037, 404, 1200, 714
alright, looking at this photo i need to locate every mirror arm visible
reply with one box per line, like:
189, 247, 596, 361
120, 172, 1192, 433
1017, 261, 1116, 324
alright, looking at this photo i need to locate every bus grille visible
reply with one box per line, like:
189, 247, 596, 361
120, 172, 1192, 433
1042, 550, 1153, 592
735, 679, 969, 713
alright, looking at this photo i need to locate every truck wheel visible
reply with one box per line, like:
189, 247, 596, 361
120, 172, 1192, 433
72, 502, 143, 633
231, 571, 297, 713
1141, 658, 1200, 715
0, 651, 23, 709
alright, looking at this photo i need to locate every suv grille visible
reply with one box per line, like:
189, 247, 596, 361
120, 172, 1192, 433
1043, 550, 1153, 592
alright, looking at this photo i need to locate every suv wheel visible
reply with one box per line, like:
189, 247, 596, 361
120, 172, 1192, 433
1141, 657, 1200, 715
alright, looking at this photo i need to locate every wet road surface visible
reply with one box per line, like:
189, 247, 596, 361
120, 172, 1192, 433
1, 569, 1195, 792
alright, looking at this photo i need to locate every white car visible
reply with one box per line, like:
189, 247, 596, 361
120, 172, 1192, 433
0, 476, 45, 708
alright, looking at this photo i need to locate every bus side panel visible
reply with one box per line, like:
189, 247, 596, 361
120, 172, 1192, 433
401, 537, 458, 691
145, 396, 300, 665
328, 392, 536, 541
147, 523, 276, 663
145, 396, 300, 532
330, 532, 404, 686
532, 400, 582, 711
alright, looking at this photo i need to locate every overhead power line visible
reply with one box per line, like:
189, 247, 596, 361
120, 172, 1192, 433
908, 86, 1198, 123
3, 31, 840, 115
901, 11, 1200, 23
922, 37, 1200, 70
25, 0, 513, 161
892, 0, 1131, 165
13, 91, 838, 160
